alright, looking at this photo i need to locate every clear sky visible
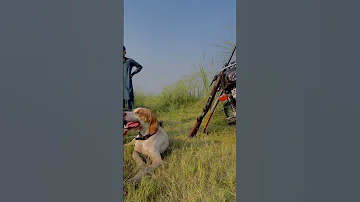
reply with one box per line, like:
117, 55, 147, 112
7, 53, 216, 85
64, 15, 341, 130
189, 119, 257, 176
124, 0, 236, 94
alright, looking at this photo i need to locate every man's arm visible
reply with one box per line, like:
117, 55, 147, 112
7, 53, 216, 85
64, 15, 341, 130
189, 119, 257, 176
130, 59, 143, 77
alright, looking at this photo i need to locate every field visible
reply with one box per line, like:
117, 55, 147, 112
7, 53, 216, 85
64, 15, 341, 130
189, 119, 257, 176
123, 67, 236, 201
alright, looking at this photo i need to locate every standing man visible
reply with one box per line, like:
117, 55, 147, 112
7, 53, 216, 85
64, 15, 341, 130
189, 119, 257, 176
123, 45, 143, 110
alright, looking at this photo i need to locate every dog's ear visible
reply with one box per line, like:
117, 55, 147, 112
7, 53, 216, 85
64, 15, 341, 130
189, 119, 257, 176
148, 110, 159, 135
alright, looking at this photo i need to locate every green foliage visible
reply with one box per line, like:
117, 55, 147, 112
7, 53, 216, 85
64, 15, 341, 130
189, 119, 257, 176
125, 39, 237, 202
134, 71, 213, 114
192, 53, 214, 97
124, 99, 236, 202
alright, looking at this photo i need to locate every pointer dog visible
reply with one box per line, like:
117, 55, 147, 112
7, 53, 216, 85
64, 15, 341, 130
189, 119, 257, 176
123, 107, 169, 183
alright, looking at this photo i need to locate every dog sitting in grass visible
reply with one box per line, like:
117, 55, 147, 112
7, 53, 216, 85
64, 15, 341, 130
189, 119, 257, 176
123, 107, 168, 183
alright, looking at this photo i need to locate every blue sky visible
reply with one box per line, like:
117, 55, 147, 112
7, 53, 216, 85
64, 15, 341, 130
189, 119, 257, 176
124, 0, 236, 94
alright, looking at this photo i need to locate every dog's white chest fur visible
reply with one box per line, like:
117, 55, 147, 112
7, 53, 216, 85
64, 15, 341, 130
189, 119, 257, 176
134, 128, 169, 156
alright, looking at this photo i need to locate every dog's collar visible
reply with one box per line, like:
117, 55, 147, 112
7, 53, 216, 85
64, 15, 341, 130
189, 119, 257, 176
135, 132, 155, 140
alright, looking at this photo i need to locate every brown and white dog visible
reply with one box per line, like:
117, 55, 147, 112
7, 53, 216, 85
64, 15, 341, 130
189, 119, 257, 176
123, 107, 169, 183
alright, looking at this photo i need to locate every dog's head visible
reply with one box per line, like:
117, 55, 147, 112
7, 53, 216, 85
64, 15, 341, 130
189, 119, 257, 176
123, 108, 160, 136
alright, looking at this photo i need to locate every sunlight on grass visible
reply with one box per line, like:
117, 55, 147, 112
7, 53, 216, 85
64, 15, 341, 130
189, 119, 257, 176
124, 40, 236, 201
124, 95, 236, 201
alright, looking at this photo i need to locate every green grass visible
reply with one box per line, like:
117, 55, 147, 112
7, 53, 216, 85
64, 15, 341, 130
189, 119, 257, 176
123, 39, 236, 201
123, 97, 236, 202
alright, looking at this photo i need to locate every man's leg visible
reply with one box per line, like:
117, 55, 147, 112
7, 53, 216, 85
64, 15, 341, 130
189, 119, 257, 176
129, 79, 135, 110
124, 99, 131, 110
128, 99, 134, 110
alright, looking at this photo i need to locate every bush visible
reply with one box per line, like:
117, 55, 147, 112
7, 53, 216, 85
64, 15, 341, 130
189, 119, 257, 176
133, 68, 213, 114
133, 43, 235, 114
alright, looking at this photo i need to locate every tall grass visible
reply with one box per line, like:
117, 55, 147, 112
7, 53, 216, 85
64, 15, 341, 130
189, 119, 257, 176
133, 41, 235, 114
125, 39, 237, 202
192, 53, 214, 97
134, 58, 215, 113
215, 41, 236, 64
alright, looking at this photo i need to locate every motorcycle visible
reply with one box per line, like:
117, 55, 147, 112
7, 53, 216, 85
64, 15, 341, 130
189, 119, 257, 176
218, 60, 236, 125
188, 46, 236, 137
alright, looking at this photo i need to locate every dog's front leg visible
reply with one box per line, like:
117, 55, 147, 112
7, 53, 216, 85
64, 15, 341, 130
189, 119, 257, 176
131, 150, 146, 168
127, 152, 163, 183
